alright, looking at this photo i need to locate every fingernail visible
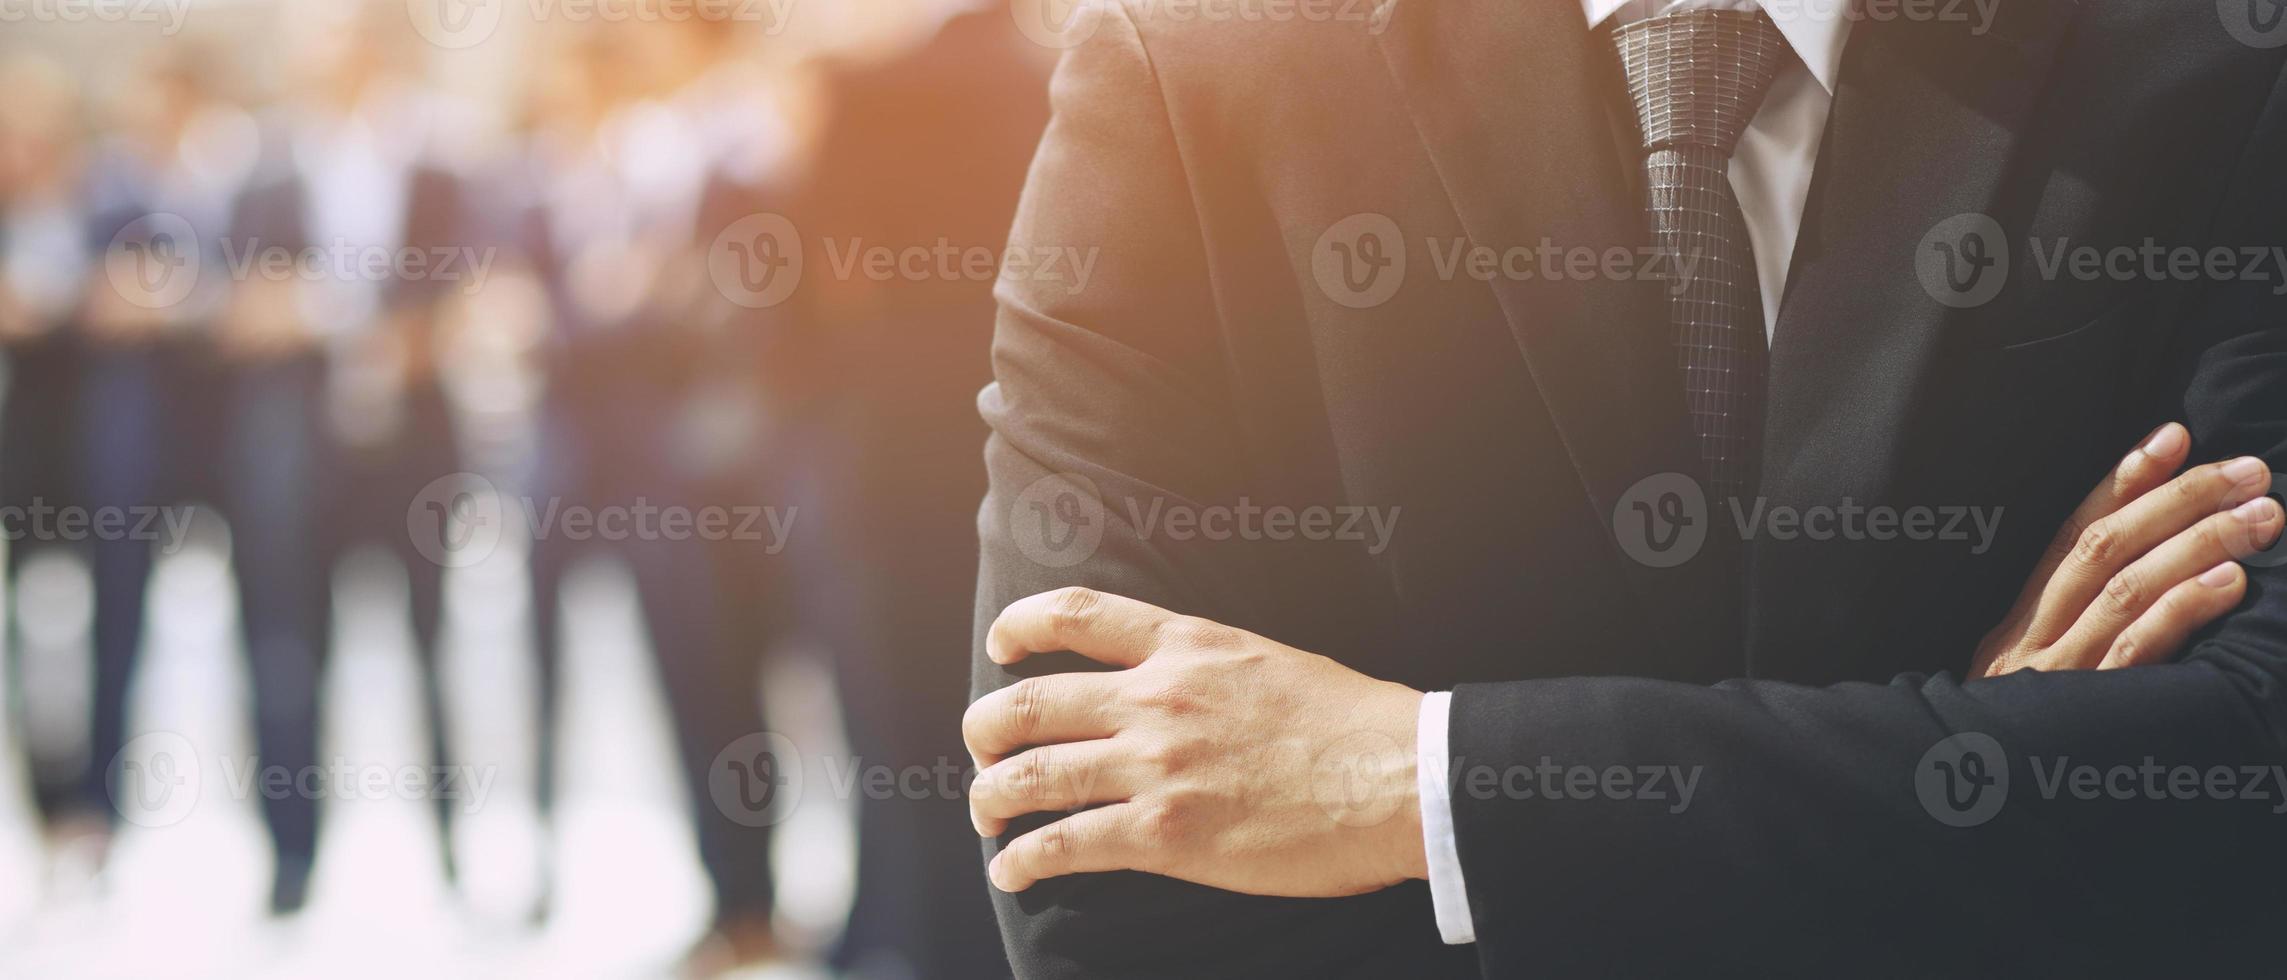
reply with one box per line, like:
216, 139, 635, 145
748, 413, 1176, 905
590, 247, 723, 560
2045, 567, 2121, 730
2142, 423, 2186, 458
2223, 456, 2267, 485
2201, 562, 2241, 588
2233, 496, 2280, 523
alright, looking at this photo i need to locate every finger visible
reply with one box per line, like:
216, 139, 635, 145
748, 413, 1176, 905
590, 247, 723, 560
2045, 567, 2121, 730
2025, 453, 2270, 646
2063, 496, 2284, 652
963, 673, 1124, 766
987, 586, 1176, 667
970, 739, 1137, 837
2099, 562, 2248, 670
989, 803, 1147, 892
2000, 423, 2186, 639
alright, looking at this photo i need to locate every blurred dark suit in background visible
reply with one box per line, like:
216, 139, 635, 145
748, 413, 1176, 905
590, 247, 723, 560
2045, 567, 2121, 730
229, 151, 472, 900
0, 56, 95, 837
210, 10, 478, 910
214, 166, 350, 918
511, 20, 784, 958
43, 48, 243, 871
799, 11, 1051, 977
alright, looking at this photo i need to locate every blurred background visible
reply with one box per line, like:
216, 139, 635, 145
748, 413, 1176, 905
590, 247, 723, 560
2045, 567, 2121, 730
0, 0, 1055, 975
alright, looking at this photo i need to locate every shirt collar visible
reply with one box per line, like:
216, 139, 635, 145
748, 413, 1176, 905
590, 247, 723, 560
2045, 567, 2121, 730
1581, 0, 1850, 95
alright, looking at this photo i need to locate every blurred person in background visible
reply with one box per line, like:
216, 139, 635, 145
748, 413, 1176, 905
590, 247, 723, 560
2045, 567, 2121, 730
217, 1, 469, 914
509, 9, 793, 968
21, 44, 255, 896
498, 21, 617, 931
797, 2, 1051, 975
0, 53, 97, 883
212, 1, 471, 909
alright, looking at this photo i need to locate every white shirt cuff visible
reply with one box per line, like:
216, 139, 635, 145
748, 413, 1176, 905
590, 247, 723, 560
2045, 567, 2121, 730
1417, 690, 1475, 944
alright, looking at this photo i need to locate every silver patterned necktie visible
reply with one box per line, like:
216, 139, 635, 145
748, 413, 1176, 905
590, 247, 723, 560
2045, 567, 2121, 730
1611, 9, 1789, 502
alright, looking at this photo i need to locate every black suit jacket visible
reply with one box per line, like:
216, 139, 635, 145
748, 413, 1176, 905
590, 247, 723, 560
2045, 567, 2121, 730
973, 0, 2287, 976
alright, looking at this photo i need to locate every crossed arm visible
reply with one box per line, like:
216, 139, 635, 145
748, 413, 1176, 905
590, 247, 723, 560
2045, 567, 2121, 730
970, 346, 2287, 975
966, 434, 2283, 889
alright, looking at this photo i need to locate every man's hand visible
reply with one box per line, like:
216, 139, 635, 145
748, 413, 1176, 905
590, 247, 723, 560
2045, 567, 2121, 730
964, 588, 1425, 897
1973, 422, 2282, 677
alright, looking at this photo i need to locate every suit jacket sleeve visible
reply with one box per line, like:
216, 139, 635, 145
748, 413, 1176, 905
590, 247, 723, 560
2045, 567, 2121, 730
971, 7, 1474, 978
1447, 66, 2287, 976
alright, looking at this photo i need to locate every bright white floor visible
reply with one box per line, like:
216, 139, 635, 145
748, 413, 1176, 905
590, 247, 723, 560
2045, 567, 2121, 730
0, 520, 860, 979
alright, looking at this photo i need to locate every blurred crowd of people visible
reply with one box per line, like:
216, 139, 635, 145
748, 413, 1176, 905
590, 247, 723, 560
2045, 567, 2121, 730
0, 1, 1052, 976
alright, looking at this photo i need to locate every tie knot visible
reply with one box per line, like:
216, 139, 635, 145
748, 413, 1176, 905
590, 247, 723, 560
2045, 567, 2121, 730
1611, 9, 1790, 155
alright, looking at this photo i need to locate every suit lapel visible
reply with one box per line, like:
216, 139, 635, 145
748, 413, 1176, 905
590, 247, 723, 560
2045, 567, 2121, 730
1376, 0, 1739, 679
1754, 0, 2078, 673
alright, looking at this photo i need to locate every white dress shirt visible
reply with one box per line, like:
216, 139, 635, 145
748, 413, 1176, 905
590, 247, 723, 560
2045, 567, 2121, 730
1418, 0, 1849, 945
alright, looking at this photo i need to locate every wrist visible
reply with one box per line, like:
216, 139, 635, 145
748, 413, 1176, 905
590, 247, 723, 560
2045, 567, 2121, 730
1371, 683, 1428, 882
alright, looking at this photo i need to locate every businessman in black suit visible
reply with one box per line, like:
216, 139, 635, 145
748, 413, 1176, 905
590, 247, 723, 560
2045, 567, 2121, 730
963, 0, 2287, 974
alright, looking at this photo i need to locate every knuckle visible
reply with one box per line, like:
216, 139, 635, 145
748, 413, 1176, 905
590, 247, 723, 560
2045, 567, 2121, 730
1138, 740, 1177, 776
1135, 800, 1182, 845
2073, 520, 2124, 570
1153, 734, 1202, 774
1049, 586, 1102, 640
1037, 820, 1075, 864
1015, 749, 1052, 802
2170, 467, 2213, 505
2100, 568, 2148, 616
1006, 677, 1047, 742
1135, 674, 1206, 717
